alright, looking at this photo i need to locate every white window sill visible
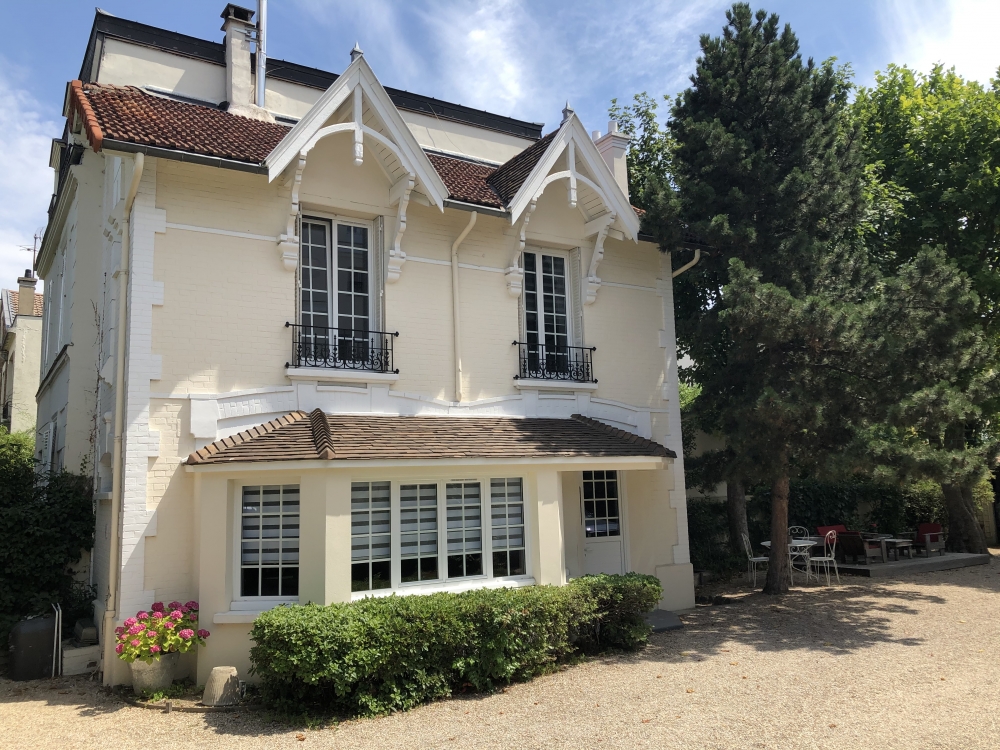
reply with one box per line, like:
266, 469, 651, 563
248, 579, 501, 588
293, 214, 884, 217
351, 576, 535, 602
215, 598, 297, 623
286, 367, 399, 385
514, 378, 598, 392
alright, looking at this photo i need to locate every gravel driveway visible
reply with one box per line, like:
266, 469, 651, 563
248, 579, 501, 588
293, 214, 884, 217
3, 555, 998, 750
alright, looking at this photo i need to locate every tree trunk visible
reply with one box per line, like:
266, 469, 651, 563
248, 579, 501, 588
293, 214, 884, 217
727, 480, 750, 556
763, 469, 791, 595
941, 482, 988, 554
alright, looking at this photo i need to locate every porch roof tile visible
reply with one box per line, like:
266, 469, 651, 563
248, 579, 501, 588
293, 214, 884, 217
185, 409, 674, 465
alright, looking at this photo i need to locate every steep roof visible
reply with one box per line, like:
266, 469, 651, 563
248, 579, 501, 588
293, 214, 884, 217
425, 153, 504, 209
186, 409, 673, 465
2, 288, 44, 318
487, 131, 558, 205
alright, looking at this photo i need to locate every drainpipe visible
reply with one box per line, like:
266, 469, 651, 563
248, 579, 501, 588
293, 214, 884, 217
103, 152, 143, 685
671, 248, 701, 278
451, 211, 477, 402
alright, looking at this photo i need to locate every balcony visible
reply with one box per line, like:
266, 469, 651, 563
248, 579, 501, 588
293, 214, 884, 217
513, 341, 597, 388
285, 324, 399, 383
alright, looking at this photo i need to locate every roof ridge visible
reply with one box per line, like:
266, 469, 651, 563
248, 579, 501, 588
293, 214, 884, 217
185, 410, 308, 464
308, 408, 336, 460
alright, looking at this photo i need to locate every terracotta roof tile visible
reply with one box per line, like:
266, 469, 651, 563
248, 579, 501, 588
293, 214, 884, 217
426, 153, 504, 209
487, 131, 558, 205
3, 289, 44, 317
186, 409, 673, 465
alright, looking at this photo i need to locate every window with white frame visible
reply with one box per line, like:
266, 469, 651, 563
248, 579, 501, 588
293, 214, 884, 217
241, 485, 300, 597
582, 471, 620, 537
490, 478, 525, 576
446, 481, 484, 578
400, 483, 439, 583
522, 250, 572, 374
351, 481, 391, 592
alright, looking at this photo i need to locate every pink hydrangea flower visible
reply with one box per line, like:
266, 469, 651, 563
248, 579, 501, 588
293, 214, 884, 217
128, 624, 143, 635
123, 617, 137, 627
185, 601, 199, 610
152, 611, 164, 620
137, 611, 149, 620
179, 605, 189, 614
130, 639, 141, 648
149, 645, 161, 654
146, 631, 158, 639
151, 602, 165, 612
178, 629, 194, 640
115, 644, 123, 655
170, 610, 183, 620
163, 621, 175, 630
115, 627, 125, 636
168, 601, 182, 610
197, 629, 210, 639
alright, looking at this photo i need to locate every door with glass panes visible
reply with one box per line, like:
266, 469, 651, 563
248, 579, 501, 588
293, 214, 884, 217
581, 470, 624, 574
522, 250, 572, 377
299, 218, 372, 367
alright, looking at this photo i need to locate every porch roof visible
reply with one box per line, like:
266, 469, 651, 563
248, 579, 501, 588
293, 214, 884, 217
185, 409, 674, 466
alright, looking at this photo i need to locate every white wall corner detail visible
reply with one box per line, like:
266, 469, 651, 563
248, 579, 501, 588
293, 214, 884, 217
149, 281, 164, 306
149, 355, 162, 381
278, 152, 306, 272
190, 398, 220, 440
505, 199, 536, 298
583, 212, 615, 305
143, 509, 157, 538
387, 174, 414, 283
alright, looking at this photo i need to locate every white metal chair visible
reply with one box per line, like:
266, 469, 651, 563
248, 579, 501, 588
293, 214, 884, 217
787, 526, 812, 583
810, 530, 840, 585
743, 533, 769, 588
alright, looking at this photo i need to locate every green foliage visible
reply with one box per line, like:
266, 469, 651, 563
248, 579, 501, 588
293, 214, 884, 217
686, 498, 745, 576
0, 427, 95, 643
608, 92, 674, 208
249, 574, 661, 717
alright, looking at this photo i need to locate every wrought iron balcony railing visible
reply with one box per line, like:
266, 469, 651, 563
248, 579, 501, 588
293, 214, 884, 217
285, 323, 399, 373
513, 341, 597, 383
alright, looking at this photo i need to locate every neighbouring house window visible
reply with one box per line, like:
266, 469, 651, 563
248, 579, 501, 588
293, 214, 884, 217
299, 217, 372, 365
523, 251, 570, 374
241, 485, 300, 597
582, 471, 620, 538
490, 478, 526, 577
446, 481, 483, 578
351, 481, 391, 592
400, 483, 439, 583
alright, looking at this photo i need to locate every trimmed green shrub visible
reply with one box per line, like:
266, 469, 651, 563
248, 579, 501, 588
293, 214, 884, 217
249, 573, 662, 716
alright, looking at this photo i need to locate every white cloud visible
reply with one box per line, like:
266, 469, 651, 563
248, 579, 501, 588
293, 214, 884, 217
879, 0, 1000, 83
0, 65, 57, 291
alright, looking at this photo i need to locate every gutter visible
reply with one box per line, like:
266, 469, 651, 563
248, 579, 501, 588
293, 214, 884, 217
451, 211, 477, 402
671, 248, 701, 278
102, 139, 269, 174
443, 199, 508, 218
103, 151, 144, 685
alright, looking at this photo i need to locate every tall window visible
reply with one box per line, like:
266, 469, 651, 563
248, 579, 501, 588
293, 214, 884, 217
241, 485, 300, 597
351, 481, 391, 592
490, 478, 526, 577
446, 481, 483, 578
299, 218, 371, 365
582, 471, 620, 538
400, 483, 438, 582
523, 251, 569, 373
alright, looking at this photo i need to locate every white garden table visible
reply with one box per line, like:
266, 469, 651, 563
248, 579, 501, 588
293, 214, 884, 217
760, 539, 817, 583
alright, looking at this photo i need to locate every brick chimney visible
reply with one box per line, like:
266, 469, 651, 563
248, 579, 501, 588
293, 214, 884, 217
17, 270, 37, 317
220, 4, 275, 122
594, 121, 631, 200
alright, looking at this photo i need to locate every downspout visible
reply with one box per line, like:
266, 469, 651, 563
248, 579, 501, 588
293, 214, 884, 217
103, 152, 143, 685
671, 248, 701, 278
451, 211, 477, 402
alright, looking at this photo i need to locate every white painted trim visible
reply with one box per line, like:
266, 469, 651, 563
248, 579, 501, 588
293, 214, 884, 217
164, 222, 278, 243
150, 386, 296, 400
353, 576, 535, 601
514, 379, 598, 392
187, 456, 669, 473
285, 367, 399, 385
601, 280, 658, 293
408, 255, 506, 274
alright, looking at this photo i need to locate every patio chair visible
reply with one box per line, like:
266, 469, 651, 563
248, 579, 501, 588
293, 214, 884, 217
809, 530, 841, 586
838, 531, 885, 564
787, 526, 812, 582
908, 523, 946, 557
743, 533, 768, 588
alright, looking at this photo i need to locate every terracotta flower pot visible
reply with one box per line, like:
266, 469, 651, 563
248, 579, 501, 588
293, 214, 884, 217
129, 651, 179, 695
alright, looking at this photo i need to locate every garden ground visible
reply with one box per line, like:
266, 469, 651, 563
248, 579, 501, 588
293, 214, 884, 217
2, 553, 998, 750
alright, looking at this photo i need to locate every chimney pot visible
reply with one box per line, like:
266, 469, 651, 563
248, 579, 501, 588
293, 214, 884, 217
220, 3, 275, 122
16, 273, 37, 317
594, 124, 631, 199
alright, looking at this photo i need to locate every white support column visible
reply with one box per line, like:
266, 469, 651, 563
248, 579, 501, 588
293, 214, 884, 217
531, 469, 567, 586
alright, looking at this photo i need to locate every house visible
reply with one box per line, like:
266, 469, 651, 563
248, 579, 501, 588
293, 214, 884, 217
38, 4, 695, 687
1, 273, 43, 435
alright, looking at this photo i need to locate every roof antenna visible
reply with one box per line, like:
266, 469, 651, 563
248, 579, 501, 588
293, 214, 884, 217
561, 101, 574, 123
256, 0, 268, 108
350, 42, 364, 62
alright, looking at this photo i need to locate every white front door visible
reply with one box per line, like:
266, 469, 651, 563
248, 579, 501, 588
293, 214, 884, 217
582, 471, 624, 575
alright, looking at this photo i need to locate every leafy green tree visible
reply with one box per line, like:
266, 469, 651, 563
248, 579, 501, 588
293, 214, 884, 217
651, 3, 866, 593
608, 92, 673, 208
852, 66, 1000, 551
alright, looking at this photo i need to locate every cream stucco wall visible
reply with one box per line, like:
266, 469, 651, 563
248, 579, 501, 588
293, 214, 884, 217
5, 315, 42, 433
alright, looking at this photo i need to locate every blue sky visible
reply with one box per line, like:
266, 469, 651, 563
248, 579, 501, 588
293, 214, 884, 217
1, 0, 998, 288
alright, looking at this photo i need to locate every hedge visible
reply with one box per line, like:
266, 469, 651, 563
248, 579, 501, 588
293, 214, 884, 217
249, 573, 662, 716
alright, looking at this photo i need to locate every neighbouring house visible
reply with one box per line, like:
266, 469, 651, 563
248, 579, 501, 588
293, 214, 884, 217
1, 272, 43, 435
38, 4, 697, 687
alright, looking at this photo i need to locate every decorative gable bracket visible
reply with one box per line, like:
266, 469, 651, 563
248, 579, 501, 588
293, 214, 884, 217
387, 174, 415, 283
277, 152, 307, 272
505, 199, 537, 297
583, 212, 616, 305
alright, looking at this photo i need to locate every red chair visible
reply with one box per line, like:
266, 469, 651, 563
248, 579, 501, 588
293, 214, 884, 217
816, 525, 848, 537
910, 523, 946, 557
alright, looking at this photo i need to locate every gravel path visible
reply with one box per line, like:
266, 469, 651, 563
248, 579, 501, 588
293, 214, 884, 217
3, 555, 998, 749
